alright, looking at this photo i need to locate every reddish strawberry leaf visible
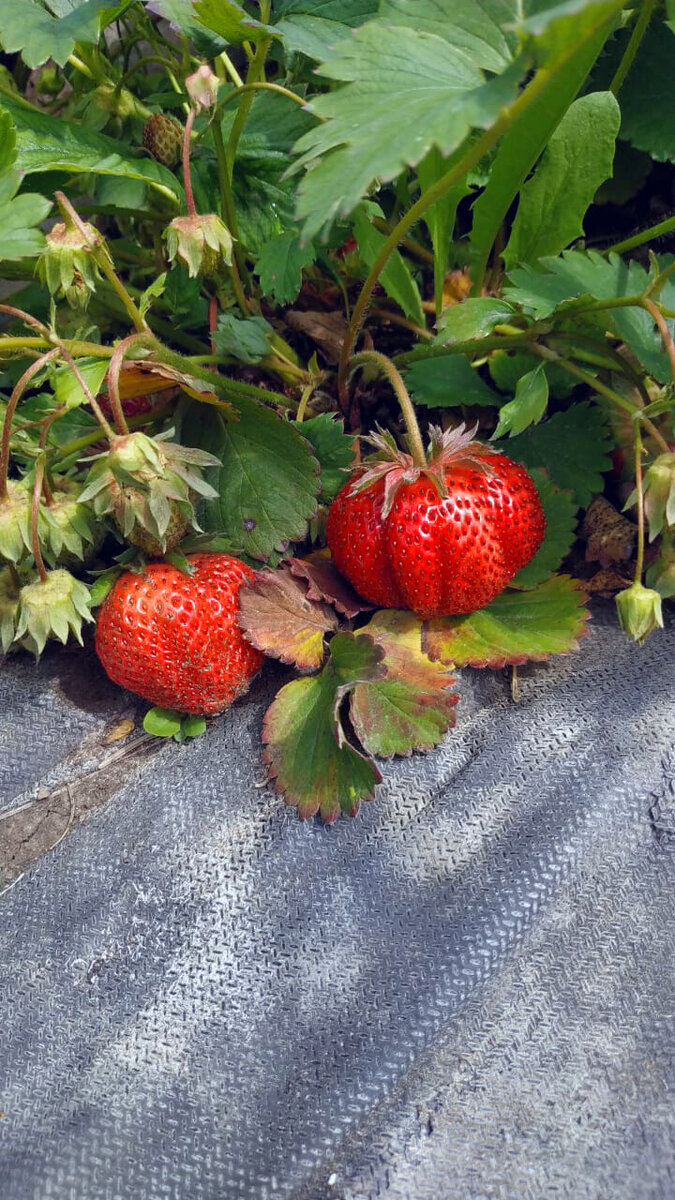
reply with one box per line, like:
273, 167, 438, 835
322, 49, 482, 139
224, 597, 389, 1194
423, 575, 590, 668
288, 549, 373, 618
238, 566, 338, 670
350, 610, 458, 758
262, 632, 384, 822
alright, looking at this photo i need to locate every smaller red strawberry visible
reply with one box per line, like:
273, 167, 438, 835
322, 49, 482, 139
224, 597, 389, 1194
326, 424, 546, 619
95, 553, 264, 715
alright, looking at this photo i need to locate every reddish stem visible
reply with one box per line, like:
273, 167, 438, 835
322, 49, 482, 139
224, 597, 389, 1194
0, 303, 50, 337
55, 345, 116, 442
182, 108, 197, 218
643, 298, 675, 389
31, 457, 48, 584
37, 409, 67, 506
0, 348, 60, 502
208, 295, 218, 356
106, 333, 151, 438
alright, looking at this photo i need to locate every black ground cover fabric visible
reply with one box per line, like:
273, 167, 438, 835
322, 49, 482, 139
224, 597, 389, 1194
1, 605, 674, 1199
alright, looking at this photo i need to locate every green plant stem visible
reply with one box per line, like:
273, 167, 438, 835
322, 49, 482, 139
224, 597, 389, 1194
220, 80, 312, 117
337, 64, 559, 410
609, 0, 656, 96
633, 421, 645, 581
295, 383, 315, 423
0, 336, 113, 358
151, 343, 296, 409
0, 348, 60, 501
211, 119, 251, 312
218, 50, 244, 88
606, 215, 675, 256
394, 328, 535, 367
55, 400, 176, 462
531, 342, 670, 451
350, 350, 426, 467
31, 457, 48, 583
67, 53, 95, 80
643, 298, 675, 387
118, 54, 180, 88
225, 17, 273, 178
55, 344, 116, 440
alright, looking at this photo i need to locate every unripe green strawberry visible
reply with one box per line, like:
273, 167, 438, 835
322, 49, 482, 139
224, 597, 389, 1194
95, 553, 264, 714
143, 113, 183, 167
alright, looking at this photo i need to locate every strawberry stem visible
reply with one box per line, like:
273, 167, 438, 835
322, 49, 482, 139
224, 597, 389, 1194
0, 348, 60, 502
350, 350, 426, 468
633, 420, 646, 584
182, 107, 197, 218
31, 457, 48, 584
106, 333, 153, 437
642, 298, 675, 389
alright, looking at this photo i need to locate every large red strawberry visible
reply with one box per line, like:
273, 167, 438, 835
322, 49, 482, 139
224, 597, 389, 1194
95, 553, 264, 714
326, 425, 545, 619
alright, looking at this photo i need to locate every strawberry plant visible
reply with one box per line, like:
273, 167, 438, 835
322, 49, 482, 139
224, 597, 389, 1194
0, 0, 673, 820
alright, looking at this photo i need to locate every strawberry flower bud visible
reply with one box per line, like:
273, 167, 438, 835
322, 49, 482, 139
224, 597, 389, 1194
42, 480, 100, 565
0, 479, 36, 564
0, 564, 24, 654
185, 65, 220, 112
37, 216, 108, 310
615, 580, 664, 645
79, 429, 221, 556
642, 451, 675, 542
164, 213, 233, 278
14, 568, 93, 658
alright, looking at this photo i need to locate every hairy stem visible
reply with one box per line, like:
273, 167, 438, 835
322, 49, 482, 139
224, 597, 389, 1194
55, 345, 116, 440
0, 349, 60, 501
106, 333, 155, 437
643, 298, 675, 389
31, 457, 48, 583
182, 107, 197, 218
633, 421, 645, 581
350, 350, 426, 468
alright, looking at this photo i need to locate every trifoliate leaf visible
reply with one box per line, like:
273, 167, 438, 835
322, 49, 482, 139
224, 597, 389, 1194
0, 0, 111, 67
493, 401, 612, 507
262, 632, 384, 822
238, 566, 338, 670
0, 111, 51, 262
510, 469, 579, 589
406, 353, 501, 409
287, 550, 372, 618
423, 574, 590, 668
291, 21, 521, 238
254, 230, 316, 305
181, 398, 320, 561
435, 298, 515, 344
504, 91, 620, 267
350, 610, 458, 759
491, 363, 548, 439
213, 314, 275, 366
503, 249, 675, 384
290, 414, 355, 503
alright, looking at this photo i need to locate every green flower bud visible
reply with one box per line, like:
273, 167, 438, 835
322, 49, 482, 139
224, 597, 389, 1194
615, 580, 664, 645
643, 451, 675, 542
37, 218, 106, 309
0, 479, 35, 564
164, 213, 233, 278
185, 65, 220, 112
14, 568, 93, 658
646, 528, 675, 600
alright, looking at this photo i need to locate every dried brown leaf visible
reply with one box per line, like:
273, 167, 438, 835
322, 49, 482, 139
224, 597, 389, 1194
238, 566, 338, 670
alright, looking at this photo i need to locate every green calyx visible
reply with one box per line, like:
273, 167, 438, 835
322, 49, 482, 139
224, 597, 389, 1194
79, 429, 220, 555
646, 527, 675, 600
615, 580, 664, 646
14, 568, 93, 658
0, 479, 35, 564
0, 565, 27, 653
37, 219, 106, 310
164, 213, 233, 279
42, 480, 100, 564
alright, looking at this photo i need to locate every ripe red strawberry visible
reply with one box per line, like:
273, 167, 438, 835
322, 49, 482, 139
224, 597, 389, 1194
95, 553, 264, 715
326, 425, 545, 619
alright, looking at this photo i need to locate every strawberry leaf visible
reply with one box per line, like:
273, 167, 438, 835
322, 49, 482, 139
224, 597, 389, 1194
510, 470, 579, 590
255, 229, 316, 305
238, 566, 338, 670
290, 414, 355, 503
406, 352, 501, 409
143, 707, 183, 737
435, 297, 515, 344
350, 610, 458, 758
263, 632, 384, 822
288, 550, 372, 618
493, 402, 612, 508
181, 397, 320, 561
491, 363, 548, 440
274, 0, 379, 60
423, 574, 590, 668
0, 0, 111, 68
0, 110, 51, 261
291, 17, 521, 238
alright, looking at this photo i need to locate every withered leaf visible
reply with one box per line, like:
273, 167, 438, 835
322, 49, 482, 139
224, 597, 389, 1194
285, 310, 348, 363
581, 495, 636, 566
288, 549, 372, 618
238, 566, 338, 670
